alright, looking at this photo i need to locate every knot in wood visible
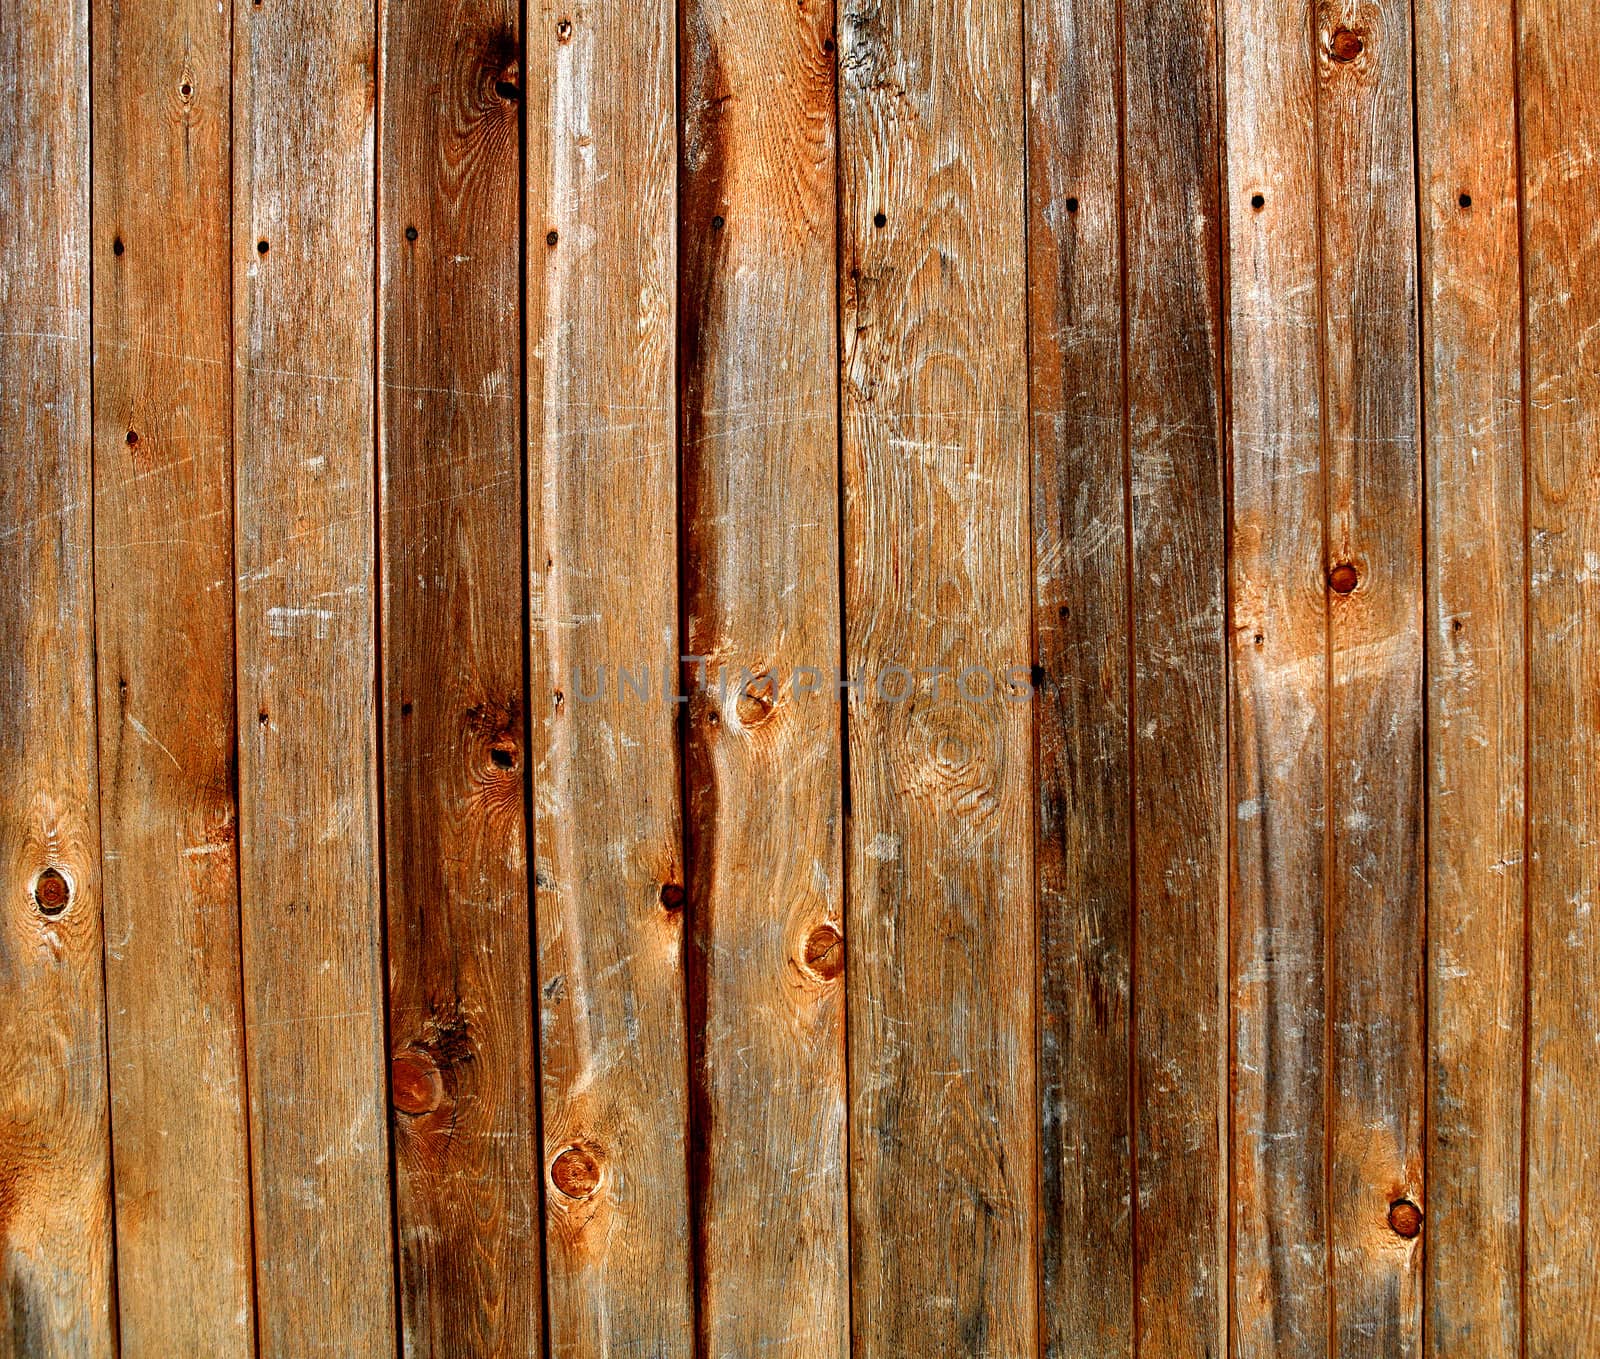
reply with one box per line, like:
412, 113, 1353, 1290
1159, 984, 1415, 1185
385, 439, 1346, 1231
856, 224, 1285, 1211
391, 1051, 444, 1116
33, 867, 71, 916
803, 924, 844, 981
1388, 1198, 1423, 1239
1328, 562, 1359, 595
551, 1144, 603, 1199
1330, 26, 1364, 61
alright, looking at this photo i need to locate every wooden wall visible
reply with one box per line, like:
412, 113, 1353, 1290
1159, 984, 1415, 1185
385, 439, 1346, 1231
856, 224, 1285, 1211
0, 0, 1596, 1354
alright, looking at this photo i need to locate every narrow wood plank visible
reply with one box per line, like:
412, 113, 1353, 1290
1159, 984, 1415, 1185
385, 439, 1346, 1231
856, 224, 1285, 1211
678, 1, 848, 1354
1314, 3, 1426, 1353
378, 2, 539, 1354
233, 0, 397, 1352
1413, 0, 1526, 1351
838, 0, 1037, 1350
1520, 1, 1600, 1351
1123, 0, 1230, 1350
1025, 0, 1133, 1348
90, 0, 255, 1352
0, 1, 114, 1352
525, 0, 693, 1350
1221, 0, 1329, 1352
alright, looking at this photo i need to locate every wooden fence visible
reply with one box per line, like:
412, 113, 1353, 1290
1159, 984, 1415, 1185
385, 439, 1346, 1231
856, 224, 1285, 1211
0, 0, 1594, 1353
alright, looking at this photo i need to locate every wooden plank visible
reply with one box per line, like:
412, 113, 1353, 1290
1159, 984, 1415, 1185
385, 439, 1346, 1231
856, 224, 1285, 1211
1413, 0, 1526, 1351
1221, 0, 1328, 1349
377, 2, 539, 1354
837, 0, 1037, 1350
678, 1, 847, 1354
232, 1, 396, 1353
0, 1, 114, 1353
1122, 0, 1230, 1352
89, 0, 255, 1352
524, 0, 693, 1351
1024, 0, 1134, 1348
1520, 1, 1600, 1351
1314, 4, 1426, 1354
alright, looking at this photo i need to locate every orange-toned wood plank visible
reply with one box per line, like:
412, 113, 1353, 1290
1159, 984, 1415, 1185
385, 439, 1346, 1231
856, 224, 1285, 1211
0, 0, 114, 1351
838, 0, 1037, 1350
91, 0, 255, 1351
1520, 0, 1600, 1350
678, 0, 848, 1353
378, 1, 540, 1353
1222, 0, 1329, 1351
525, 0, 693, 1350
233, 0, 397, 1352
1414, 0, 1526, 1350
1315, 3, 1426, 1353
1026, 0, 1133, 1348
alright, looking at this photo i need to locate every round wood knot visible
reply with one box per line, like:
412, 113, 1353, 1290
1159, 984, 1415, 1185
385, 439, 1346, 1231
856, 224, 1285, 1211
659, 882, 685, 911
1388, 1198, 1423, 1239
803, 924, 844, 981
1328, 562, 1360, 595
735, 677, 777, 728
1330, 26, 1364, 61
391, 1051, 443, 1116
33, 867, 71, 916
551, 1144, 603, 1199
489, 738, 518, 770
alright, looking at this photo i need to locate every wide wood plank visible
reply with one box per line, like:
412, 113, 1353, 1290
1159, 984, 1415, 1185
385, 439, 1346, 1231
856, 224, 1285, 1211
1025, 0, 1133, 1349
1520, 1, 1600, 1350
0, 0, 113, 1352
525, 0, 693, 1350
1222, 0, 1328, 1349
378, 1, 539, 1354
838, 0, 1036, 1351
1315, 3, 1426, 1353
90, 0, 254, 1351
233, 0, 396, 1352
678, 0, 848, 1353
1414, 0, 1526, 1351
1123, 0, 1229, 1350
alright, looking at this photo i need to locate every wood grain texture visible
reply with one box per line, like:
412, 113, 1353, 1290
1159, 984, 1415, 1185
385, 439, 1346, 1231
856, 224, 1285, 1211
0, 0, 114, 1353
378, 1, 539, 1354
1123, 0, 1229, 1350
838, 0, 1037, 1350
1414, 0, 1526, 1352
1025, 0, 1133, 1349
524, 0, 693, 1351
678, 0, 848, 1354
89, 0, 255, 1352
1315, 2, 1426, 1354
232, 0, 396, 1353
1222, 0, 1329, 1350
1520, 0, 1600, 1351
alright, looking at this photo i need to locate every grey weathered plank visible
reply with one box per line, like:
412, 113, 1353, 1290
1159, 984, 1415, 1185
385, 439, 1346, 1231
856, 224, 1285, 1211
678, 0, 848, 1353
233, 0, 396, 1352
0, 0, 114, 1352
90, 0, 255, 1350
524, 0, 694, 1349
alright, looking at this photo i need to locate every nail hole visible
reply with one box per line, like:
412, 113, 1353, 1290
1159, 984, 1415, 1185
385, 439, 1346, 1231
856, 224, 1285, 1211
33, 868, 70, 916
400, 700, 414, 716
556, 18, 572, 40
125, 429, 139, 447
1329, 562, 1359, 595
490, 745, 516, 770
1458, 192, 1472, 209
495, 79, 520, 101
551, 1144, 603, 1199
404, 225, 418, 241
258, 708, 270, 726
873, 211, 887, 228
1452, 618, 1464, 633
180, 82, 193, 97
546, 229, 559, 246
1065, 196, 1079, 213
712, 214, 725, 231
113, 236, 125, 256
1251, 193, 1266, 211
1388, 1198, 1423, 1239
1330, 26, 1363, 61
659, 882, 685, 911
257, 239, 269, 254
1254, 632, 1265, 646
823, 36, 835, 53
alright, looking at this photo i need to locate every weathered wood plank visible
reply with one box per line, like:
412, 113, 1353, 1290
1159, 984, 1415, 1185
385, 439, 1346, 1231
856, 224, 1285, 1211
1414, 0, 1526, 1351
678, 0, 848, 1354
525, 0, 692, 1350
1123, 0, 1229, 1350
233, 0, 396, 1352
90, 0, 255, 1351
1315, 3, 1426, 1353
1520, 1, 1600, 1351
0, 0, 114, 1352
378, 1, 539, 1354
1025, 0, 1133, 1348
1222, 0, 1329, 1349
838, 0, 1037, 1350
